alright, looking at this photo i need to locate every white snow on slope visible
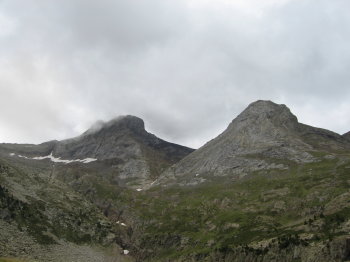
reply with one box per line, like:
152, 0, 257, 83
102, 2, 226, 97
116, 221, 127, 227
10, 152, 97, 165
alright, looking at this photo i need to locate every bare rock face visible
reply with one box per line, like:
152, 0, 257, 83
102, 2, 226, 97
158, 100, 350, 184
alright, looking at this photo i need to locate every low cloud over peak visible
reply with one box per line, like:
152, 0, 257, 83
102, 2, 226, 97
0, 0, 349, 148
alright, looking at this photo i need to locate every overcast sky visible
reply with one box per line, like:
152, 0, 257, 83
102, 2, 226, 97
1, 0, 350, 148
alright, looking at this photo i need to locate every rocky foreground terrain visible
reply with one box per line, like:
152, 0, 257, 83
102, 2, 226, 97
1, 100, 350, 261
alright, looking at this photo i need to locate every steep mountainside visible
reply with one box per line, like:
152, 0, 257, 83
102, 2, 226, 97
158, 100, 350, 186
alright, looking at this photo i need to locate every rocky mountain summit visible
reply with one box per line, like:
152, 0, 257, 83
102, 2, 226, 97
54, 115, 192, 162
158, 100, 350, 185
0, 115, 193, 187
53, 115, 193, 185
1, 100, 350, 262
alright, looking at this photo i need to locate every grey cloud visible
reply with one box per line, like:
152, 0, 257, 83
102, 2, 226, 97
0, 0, 350, 148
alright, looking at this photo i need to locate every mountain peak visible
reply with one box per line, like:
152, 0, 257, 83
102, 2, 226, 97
225, 100, 299, 135
157, 100, 330, 184
246, 100, 287, 111
47, 115, 193, 186
84, 115, 145, 137
107, 115, 145, 131
237, 100, 296, 120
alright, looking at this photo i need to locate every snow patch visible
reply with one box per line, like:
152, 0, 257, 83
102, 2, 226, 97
136, 188, 142, 192
81, 158, 97, 163
123, 250, 129, 255
10, 152, 97, 165
116, 221, 127, 227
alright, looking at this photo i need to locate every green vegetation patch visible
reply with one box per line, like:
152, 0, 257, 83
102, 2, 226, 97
121, 154, 350, 260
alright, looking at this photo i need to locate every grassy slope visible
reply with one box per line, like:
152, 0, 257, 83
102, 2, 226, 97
3, 149, 350, 261
118, 151, 350, 261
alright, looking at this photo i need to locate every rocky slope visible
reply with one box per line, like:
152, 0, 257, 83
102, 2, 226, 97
0, 158, 133, 262
343, 131, 350, 141
157, 100, 350, 186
